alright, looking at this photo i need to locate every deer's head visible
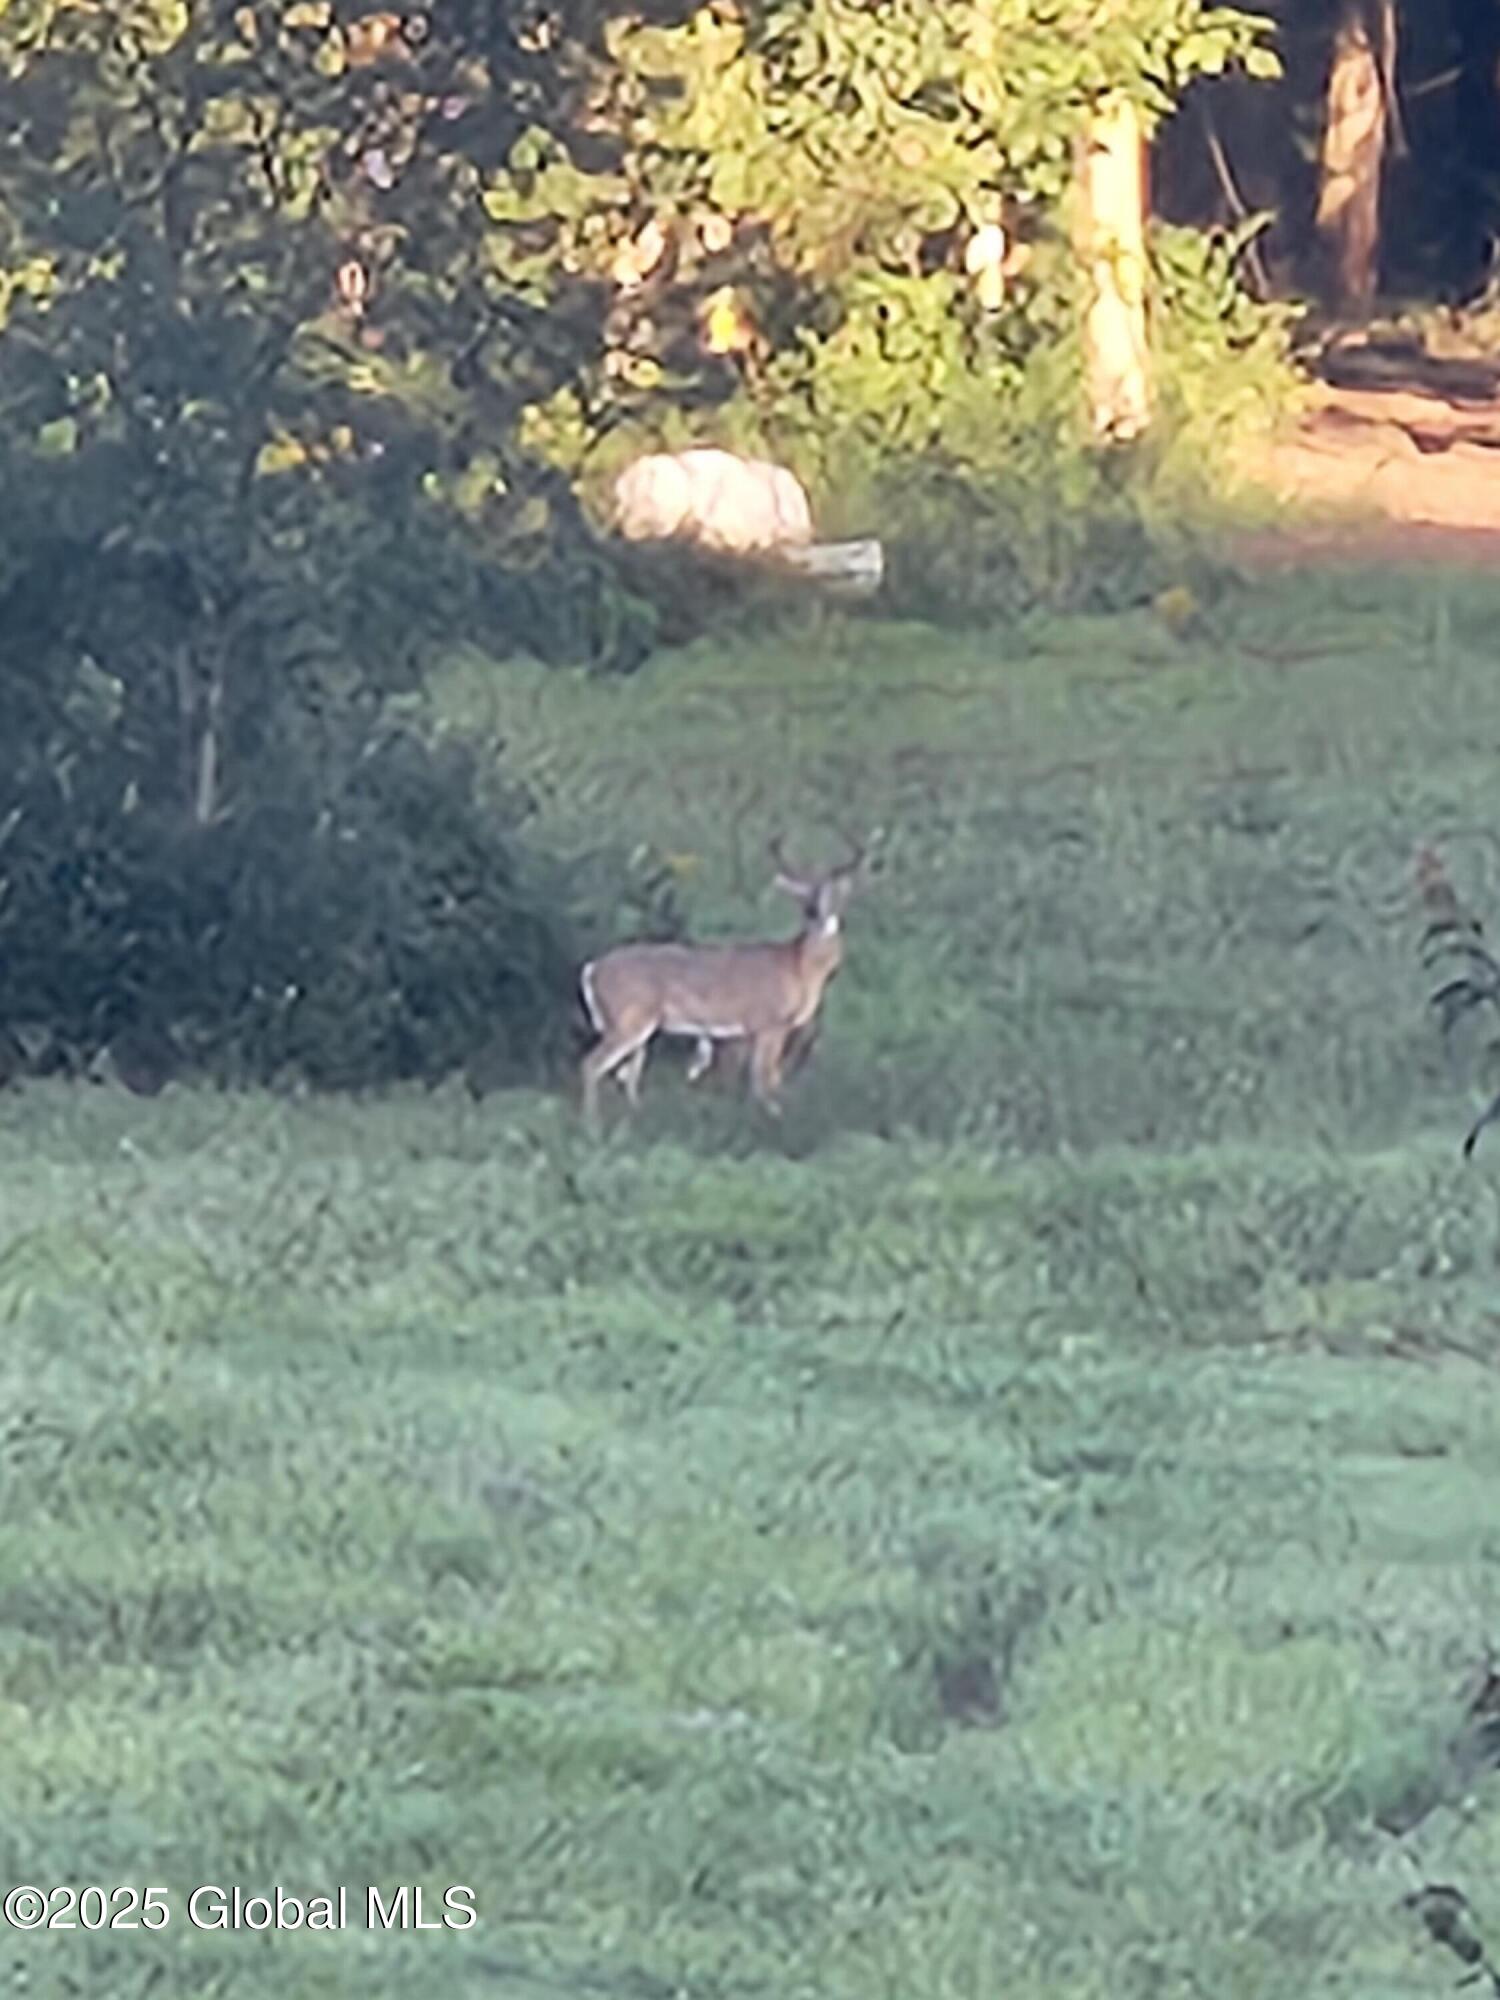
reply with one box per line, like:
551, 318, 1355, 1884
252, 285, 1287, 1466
769, 829, 878, 939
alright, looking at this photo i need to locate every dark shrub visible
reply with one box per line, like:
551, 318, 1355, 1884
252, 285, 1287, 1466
0, 712, 580, 1091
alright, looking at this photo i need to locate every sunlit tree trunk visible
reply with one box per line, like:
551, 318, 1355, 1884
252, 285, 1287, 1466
1315, 0, 1394, 312
1075, 92, 1152, 441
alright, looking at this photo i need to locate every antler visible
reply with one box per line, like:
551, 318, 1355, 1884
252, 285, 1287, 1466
770, 823, 882, 884
825, 818, 883, 877
768, 832, 808, 882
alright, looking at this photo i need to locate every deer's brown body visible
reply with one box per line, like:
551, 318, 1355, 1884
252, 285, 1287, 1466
578, 837, 868, 1122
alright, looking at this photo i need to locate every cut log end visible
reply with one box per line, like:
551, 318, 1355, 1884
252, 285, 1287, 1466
768, 538, 885, 596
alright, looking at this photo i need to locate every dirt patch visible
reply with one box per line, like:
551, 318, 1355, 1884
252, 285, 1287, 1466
1232, 334, 1500, 569
1234, 516, 1500, 570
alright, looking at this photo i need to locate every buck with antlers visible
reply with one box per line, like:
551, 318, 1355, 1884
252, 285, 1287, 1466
578, 832, 873, 1123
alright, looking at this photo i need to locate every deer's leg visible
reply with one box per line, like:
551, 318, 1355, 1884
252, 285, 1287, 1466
726, 1040, 756, 1092
619, 1041, 650, 1106
686, 1036, 715, 1084
784, 1019, 820, 1079
581, 1029, 651, 1121
748, 1030, 787, 1116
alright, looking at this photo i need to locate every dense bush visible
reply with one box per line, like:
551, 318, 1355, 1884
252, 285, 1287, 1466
0, 707, 583, 1093
0, 448, 605, 1093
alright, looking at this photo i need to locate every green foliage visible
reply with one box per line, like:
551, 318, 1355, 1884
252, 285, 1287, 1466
836, 212, 1299, 626
495, 0, 1286, 508
0, 0, 1297, 700
1150, 213, 1303, 446
864, 455, 1177, 623
853, 212, 1298, 626
0, 680, 581, 1091
0, 461, 604, 1092
0, 0, 690, 1083
0, 0, 654, 673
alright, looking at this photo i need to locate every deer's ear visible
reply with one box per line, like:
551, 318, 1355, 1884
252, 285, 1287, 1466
774, 871, 811, 900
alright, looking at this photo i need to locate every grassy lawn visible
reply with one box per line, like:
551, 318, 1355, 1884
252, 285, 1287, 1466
9, 558, 1500, 1996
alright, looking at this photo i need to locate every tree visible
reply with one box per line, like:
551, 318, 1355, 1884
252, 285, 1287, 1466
498, 0, 1281, 488
0, 0, 659, 709
0, 0, 646, 1085
1076, 92, 1152, 439
1314, 0, 1399, 310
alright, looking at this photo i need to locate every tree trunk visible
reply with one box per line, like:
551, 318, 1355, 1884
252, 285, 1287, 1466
1075, 93, 1151, 442
1315, 0, 1393, 312
195, 671, 221, 828
175, 641, 223, 827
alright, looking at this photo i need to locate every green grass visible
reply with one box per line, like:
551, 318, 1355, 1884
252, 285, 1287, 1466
9, 558, 1500, 1996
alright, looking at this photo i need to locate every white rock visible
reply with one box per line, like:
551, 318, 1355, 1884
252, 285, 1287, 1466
612, 447, 815, 555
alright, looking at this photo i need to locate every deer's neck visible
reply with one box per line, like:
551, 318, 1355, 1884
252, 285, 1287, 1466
794, 922, 843, 994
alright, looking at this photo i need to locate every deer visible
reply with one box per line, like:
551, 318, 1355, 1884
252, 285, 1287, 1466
577, 832, 872, 1123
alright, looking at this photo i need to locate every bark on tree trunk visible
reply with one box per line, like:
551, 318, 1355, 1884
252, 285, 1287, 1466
1075, 93, 1152, 442
195, 672, 221, 828
176, 641, 223, 827
1315, 0, 1392, 313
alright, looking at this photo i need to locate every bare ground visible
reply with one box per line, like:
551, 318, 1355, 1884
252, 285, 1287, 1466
1234, 337, 1500, 567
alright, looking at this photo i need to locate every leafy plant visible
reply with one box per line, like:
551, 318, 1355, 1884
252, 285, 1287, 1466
0, 679, 583, 1090
493, 0, 1285, 495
